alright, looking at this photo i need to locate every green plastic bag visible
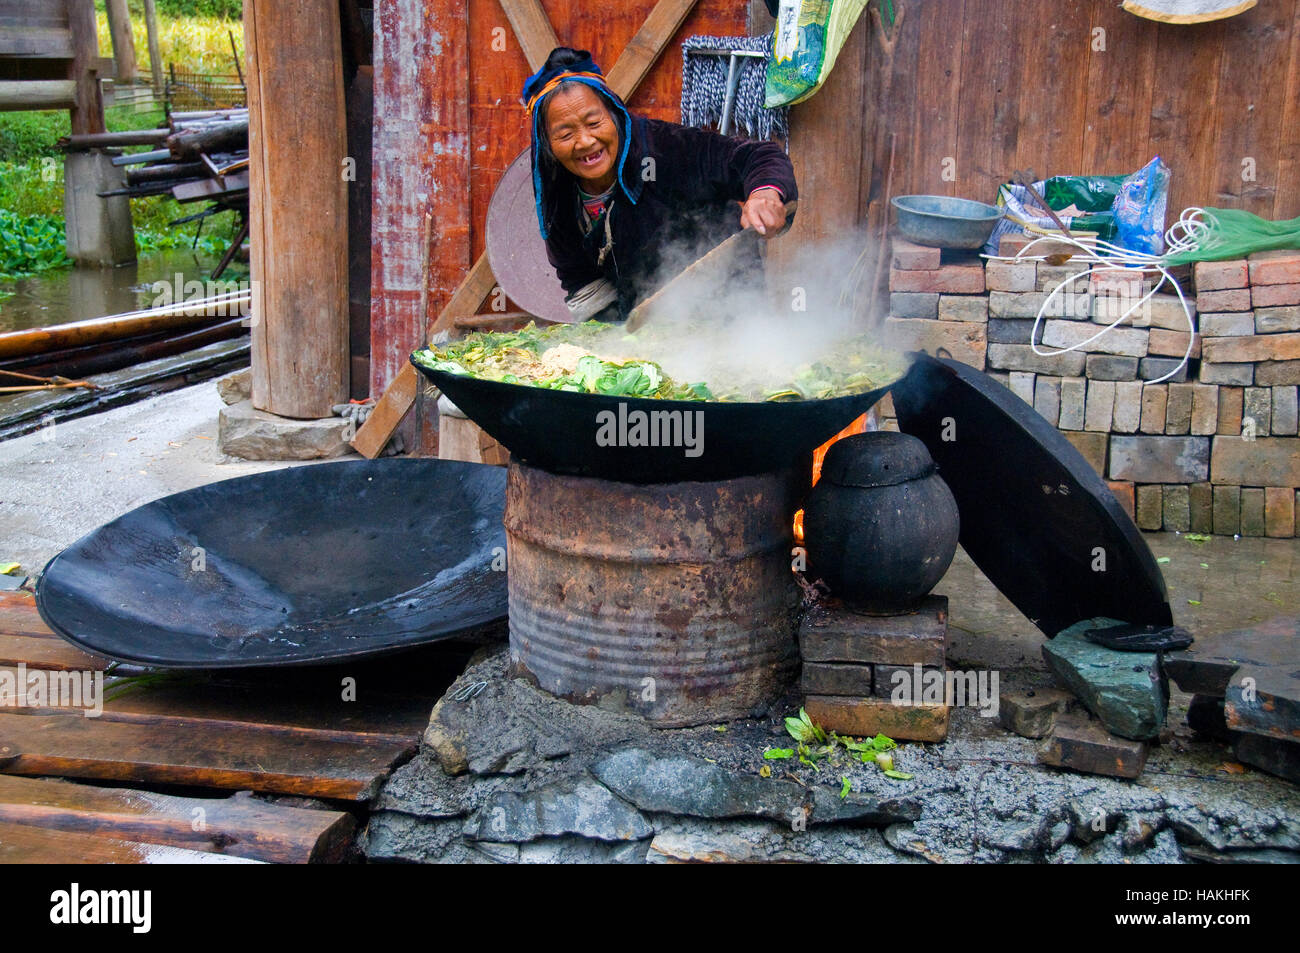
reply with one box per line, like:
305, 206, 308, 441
765, 0, 869, 107
1162, 208, 1300, 265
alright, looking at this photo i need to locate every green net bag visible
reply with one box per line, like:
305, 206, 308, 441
1163, 208, 1300, 266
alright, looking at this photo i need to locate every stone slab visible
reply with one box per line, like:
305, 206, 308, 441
889, 292, 940, 319
801, 662, 874, 698
218, 400, 352, 460
798, 597, 947, 667
998, 688, 1074, 739
803, 696, 949, 744
1166, 615, 1299, 696
1041, 620, 1167, 741
1211, 436, 1300, 486
1038, 715, 1149, 779
986, 343, 1085, 376
1253, 306, 1300, 335
884, 317, 986, 370
1234, 734, 1300, 786
1108, 435, 1209, 483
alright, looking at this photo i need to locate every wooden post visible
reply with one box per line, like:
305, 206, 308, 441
66, 0, 105, 136
143, 0, 164, 94
105, 0, 138, 84
245, 0, 350, 418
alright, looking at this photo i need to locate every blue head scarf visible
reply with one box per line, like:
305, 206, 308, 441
521, 50, 642, 239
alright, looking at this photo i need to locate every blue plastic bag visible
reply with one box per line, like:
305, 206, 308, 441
1113, 156, 1170, 256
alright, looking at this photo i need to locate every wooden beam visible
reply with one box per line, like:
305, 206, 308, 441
0, 80, 76, 110
497, 0, 560, 72
105, 0, 137, 82
0, 27, 75, 58
245, 0, 350, 418
65, 0, 104, 136
605, 0, 699, 100
142, 0, 164, 94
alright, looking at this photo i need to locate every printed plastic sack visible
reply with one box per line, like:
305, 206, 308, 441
1113, 156, 1170, 256
765, 0, 869, 107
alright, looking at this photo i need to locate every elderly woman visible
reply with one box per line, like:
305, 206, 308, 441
524, 46, 798, 323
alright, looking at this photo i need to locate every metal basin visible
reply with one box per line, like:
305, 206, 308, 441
35, 459, 508, 668
891, 195, 1003, 248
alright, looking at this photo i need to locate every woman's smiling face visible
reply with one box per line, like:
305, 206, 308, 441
545, 84, 619, 193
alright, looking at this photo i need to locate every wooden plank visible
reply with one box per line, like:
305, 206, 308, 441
497, 0, 559, 72
1278, 3, 1300, 219
1013, 1, 1091, 189
0, 80, 76, 110
0, 820, 264, 863
66, 0, 104, 136
0, 27, 75, 58
0, 1, 69, 27
0, 709, 415, 801
1080, 2, 1159, 176
605, 0, 699, 101
246, 0, 350, 419
1147, 19, 1225, 214
911, 0, 965, 198
0, 775, 355, 863
1207, 0, 1293, 216
0, 637, 107, 672
955, 0, 1022, 199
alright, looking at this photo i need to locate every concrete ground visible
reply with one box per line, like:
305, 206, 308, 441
0, 374, 356, 578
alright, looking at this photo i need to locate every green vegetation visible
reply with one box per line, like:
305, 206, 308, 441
0, 8, 244, 281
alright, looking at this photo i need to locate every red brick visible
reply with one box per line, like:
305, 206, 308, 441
1252, 283, 1300, 308
1148, 328, 1200, 358
1203, 332, 1300, 364
998, 233, 1033, 257
985, 261, 1036, 292
1249, 249, 1300, 286
1216, 386, 1243, 435
891, 238, 941, 271
1194, 259, 1249, 291
889, 264, 985, 294
804, 696, 949, 743
1107, 480, 1135, 520
1196, 288, 1252, 313
1265, 487, 1295, 538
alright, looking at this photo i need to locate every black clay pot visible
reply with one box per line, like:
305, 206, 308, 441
802, 431, 960, 612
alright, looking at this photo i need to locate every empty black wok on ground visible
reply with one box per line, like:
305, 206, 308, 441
36, 459, 508, 668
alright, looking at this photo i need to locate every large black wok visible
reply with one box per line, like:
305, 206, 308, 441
415, 358, 897, 483
36, 459, 508, 668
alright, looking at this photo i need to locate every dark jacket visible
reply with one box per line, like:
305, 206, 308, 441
541, 117, 798, 320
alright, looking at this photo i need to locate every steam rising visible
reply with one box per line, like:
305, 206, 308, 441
591, 227, 905, 397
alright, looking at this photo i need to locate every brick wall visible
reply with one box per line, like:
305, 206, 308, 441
880, 236, 1300, 538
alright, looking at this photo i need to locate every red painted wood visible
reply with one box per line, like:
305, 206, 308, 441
370, 0, 748, 397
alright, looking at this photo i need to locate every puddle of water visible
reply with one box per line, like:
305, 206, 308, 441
0, 249, 234, 333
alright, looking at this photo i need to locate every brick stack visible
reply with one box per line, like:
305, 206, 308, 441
875, 233, 1300, 537
884, 239, 988, 371
799, 596, 949, 742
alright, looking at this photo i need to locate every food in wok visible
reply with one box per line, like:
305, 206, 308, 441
412, 320, 906, 403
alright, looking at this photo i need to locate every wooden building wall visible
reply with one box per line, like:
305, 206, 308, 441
847, 0, 1300, 243
369, 0, 1300, 398
369, 0, 749, 396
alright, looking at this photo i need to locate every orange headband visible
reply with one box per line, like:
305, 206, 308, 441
525, 71, 609, 116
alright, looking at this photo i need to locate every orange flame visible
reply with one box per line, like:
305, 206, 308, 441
794, 413, 869, 543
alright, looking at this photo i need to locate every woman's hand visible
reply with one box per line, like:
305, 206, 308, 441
740, 187, 788, 238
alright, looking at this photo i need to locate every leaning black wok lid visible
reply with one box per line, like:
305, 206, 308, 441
891, 353, 1172, 637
